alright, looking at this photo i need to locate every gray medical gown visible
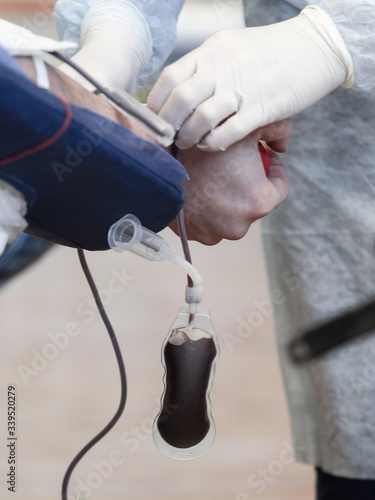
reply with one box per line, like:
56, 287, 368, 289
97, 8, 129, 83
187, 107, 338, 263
245, 0, 375, 479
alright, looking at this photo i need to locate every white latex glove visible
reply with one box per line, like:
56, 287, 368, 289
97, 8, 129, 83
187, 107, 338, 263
59, 1, 152, 94
148, 5, 354, 151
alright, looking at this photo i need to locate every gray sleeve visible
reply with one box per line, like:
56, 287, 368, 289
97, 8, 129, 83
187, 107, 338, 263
308, 0, 375, 91
132, 0, 185, 87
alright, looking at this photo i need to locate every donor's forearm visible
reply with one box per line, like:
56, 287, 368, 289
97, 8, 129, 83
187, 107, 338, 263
15, 56, 152, 142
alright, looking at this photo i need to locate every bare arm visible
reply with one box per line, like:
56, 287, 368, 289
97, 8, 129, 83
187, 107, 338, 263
15, 57, 146, 137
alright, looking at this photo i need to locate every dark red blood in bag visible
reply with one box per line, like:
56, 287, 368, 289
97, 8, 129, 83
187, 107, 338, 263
157, 333, 217, 448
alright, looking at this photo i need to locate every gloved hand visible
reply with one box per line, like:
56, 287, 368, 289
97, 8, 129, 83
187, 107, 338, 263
170, 120, 292, 245
59, 1, 152, 94
148, 5, 354, 151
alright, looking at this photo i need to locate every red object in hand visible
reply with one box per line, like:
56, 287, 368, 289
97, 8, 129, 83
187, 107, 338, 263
258, 143, 270, 176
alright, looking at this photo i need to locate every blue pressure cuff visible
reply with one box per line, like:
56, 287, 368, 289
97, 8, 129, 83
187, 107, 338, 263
0, 47, 187, 251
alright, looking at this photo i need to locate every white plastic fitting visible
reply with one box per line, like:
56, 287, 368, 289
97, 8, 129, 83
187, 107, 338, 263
108, 214, 203, 304
185, 284, 203, 305
108, 214, 169, 261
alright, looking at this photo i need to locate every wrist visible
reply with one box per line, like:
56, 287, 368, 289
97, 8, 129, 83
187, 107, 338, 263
73, 22, 146, 92
81, 0, 152, 74
298, 5, 354, 89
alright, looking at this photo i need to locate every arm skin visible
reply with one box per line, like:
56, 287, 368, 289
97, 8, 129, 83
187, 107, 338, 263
15, 57, 290, 246
15, 57, 146, 138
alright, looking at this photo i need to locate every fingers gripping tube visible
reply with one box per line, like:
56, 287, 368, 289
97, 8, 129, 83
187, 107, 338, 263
108, 214, 220, 459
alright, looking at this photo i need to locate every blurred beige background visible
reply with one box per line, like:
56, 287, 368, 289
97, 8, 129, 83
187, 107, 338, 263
0, 1, 314, 499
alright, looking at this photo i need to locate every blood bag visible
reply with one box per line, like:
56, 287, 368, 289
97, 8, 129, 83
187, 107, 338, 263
153, 306, 220, 460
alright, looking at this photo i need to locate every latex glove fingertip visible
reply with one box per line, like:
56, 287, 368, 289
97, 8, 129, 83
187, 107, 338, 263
175, 139, 193, 150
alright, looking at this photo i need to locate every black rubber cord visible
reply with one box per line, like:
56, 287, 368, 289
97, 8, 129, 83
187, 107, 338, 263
51, 51, 120, 103
62, 249, 127, 500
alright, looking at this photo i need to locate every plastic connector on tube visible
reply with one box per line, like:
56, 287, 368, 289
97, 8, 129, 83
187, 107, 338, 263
108, 214, 170, 261
108, 214, 204, 308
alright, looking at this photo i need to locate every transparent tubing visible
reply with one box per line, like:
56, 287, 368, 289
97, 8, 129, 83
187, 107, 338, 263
108, 213, 219, 459
108, 214, 203, 301
108, 213, 170, 261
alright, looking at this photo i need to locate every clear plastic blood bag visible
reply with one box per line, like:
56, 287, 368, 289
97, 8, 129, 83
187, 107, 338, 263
153, 307, 220, 460
108, 214, 220, 459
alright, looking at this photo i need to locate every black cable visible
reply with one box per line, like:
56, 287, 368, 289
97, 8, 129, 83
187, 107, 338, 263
62, 249, 127, 500
51, 51, 122, 105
